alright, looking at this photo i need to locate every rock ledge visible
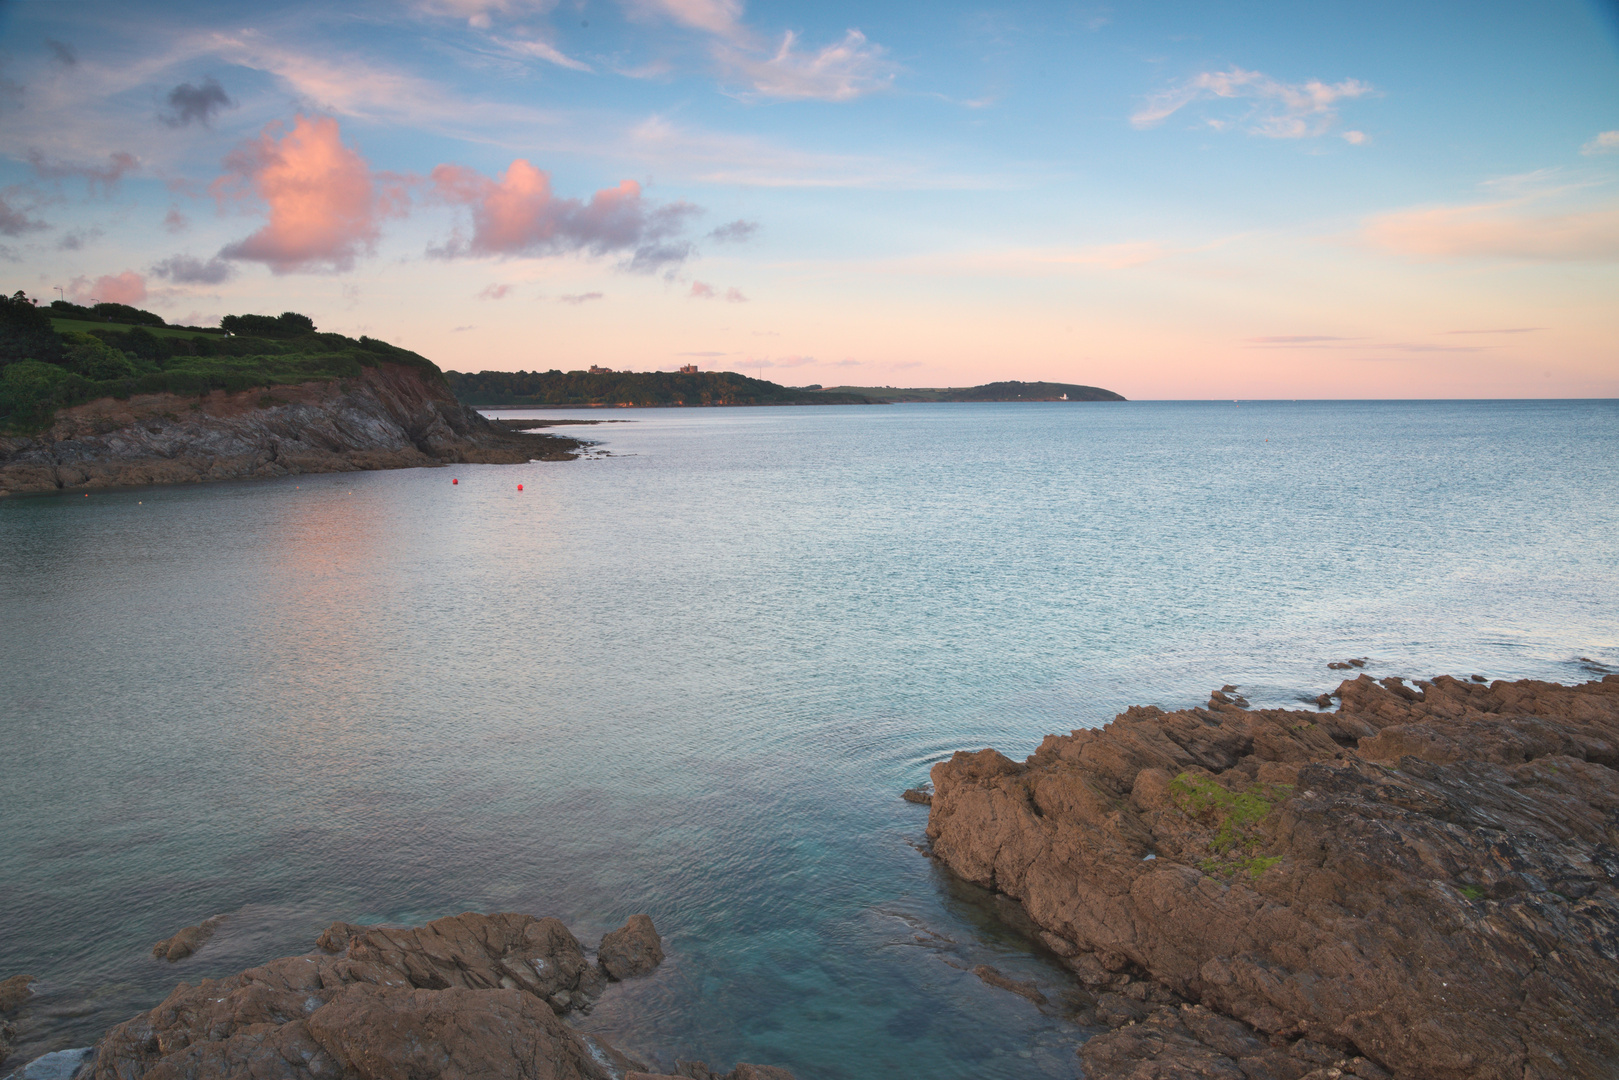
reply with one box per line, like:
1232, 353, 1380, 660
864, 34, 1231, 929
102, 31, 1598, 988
927, 673, 1619, 1080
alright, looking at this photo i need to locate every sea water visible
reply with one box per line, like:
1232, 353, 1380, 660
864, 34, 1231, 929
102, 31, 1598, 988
2, 400, 1616, 1078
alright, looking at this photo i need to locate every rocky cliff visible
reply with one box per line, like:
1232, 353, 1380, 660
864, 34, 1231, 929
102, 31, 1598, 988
53, 911, 792, 1080
0, 363, 582, 497
927, 673, 1619, 1080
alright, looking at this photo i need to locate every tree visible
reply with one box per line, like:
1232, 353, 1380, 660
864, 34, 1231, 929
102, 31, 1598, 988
1, 290, 64, 367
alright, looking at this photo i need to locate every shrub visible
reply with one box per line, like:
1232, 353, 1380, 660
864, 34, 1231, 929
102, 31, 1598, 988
60, 333, 136, 380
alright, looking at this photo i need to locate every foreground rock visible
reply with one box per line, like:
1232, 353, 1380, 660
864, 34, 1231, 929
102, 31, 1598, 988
0, 975, 33, 1066
597, 915, 665, 981
0, 364, 582, 496
78, 911, 786, 1080
151, 914, 227, 962
927, 674, 1619, 1080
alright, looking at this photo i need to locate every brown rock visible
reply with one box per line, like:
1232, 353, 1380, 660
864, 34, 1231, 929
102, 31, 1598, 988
151, 914, 226, 962
598, 914, 665, 980
0, 975, 35, 1013
929, 673, 1619, 1080
86, 911, 794, 1080
901, 787, 933, 804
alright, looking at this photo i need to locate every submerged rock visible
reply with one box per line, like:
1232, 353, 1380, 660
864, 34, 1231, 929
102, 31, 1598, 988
151, 914, 226, 962
597, 914, 665, 980
970, 964, 1048, 1005
927, 674, 1619, 1080
901, 787, 933, 805
80, 912, 792, 1080
0, 976, 34, 1014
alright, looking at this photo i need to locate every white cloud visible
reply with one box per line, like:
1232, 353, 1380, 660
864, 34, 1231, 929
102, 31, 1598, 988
1132, 67, 1373, 139
627, 0, 895, 101
717, 29, 895, 102
1581, 131, 1619, 156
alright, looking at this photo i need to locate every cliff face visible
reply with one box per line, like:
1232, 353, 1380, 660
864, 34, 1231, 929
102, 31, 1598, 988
926, 674, 1619, 1080
0, 363, 581, 496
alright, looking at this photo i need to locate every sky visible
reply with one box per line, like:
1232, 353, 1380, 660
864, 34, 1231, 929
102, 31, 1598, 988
1, 0, 1616, 398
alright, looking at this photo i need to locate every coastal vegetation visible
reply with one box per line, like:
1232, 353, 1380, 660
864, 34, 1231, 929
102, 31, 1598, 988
0, 292, 440, 432
449, 371, 1127, 406
445, 367, 875, 407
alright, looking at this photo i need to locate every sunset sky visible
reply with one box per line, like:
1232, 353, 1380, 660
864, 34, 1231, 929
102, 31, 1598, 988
2, 0, 1616, 398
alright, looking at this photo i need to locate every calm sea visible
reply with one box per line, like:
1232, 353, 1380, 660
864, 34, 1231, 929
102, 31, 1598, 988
2, 400, 1617, 1079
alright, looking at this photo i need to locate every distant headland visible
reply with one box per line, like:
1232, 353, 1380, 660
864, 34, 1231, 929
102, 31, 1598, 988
447, 369, 1127, 407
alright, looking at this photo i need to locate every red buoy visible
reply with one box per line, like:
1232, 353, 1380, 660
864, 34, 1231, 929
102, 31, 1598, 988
517, 484, 523, 491
452, 478, 458, 484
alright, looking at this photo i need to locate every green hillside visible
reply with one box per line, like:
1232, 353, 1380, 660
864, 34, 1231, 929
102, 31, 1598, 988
1, 293, 442, 432
445, 368, 875, 407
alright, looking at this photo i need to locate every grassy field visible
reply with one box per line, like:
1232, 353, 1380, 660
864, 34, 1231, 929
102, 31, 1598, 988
49, 318, 223, 339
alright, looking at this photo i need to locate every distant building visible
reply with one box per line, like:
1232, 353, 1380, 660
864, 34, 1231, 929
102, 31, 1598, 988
588, 365, 613, 374
678, 363, 699, 374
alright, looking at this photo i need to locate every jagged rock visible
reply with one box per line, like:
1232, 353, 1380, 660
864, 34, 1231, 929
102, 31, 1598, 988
901, 787, 933, 805
598, 914, 665, 980
665, 1063, 798, 1080
151, 914, 226, 962
0, 975, 34, 1013
928, 674, 1619, 1080
0, 364, 583, 497
86, 912, 647, 1080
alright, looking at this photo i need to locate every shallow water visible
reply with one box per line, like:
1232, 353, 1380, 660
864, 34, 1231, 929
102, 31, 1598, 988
2, 400, 1617, 1077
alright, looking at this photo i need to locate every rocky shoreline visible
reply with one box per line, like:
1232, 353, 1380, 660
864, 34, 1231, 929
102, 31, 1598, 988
2, 912, 792, 1080
0, 364, 584, 498
927, 673, 1619, 1080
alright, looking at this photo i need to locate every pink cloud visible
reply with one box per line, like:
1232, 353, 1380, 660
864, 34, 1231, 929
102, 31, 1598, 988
429, 159, 698, 271
215, 115, 406, 274
478, 283, 513, 300
68, 271, 147, 306
559, 292, 603, 304
689, 281, 716, 298
1361, 201, 1619, 262
725, 286, 748, 302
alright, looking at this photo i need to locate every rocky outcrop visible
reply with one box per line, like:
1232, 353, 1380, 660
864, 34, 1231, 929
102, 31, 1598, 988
78, 911, 793, 1080
0, 364, 583, 496
597, 915, 664, 981
0, 975, 32, 1066
926, 674, 1619, 1080
151, 915, 227, 962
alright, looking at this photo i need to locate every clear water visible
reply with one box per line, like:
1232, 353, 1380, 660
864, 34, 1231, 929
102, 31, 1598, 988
2, 400, 1616, 1078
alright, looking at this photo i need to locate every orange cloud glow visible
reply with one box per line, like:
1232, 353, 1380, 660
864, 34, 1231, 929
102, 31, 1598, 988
68, 271, 147, 305
216, 115, 405, 273
430, 160, 698, 271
